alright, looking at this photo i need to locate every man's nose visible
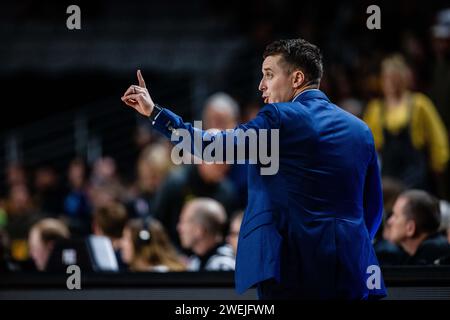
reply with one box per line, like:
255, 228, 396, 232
258, 79, 265, 92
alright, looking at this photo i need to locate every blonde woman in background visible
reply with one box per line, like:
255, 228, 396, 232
364, 54, 449, 194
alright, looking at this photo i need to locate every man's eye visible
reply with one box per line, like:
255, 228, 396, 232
266, 74, 273, 79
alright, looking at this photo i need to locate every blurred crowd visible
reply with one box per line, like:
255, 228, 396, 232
1, 5, 450, 274
0, 93, 247, 273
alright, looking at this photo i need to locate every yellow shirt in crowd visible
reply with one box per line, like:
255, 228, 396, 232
363, 92, 449, 173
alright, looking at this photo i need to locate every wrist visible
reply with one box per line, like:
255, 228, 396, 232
149, 104, 163, 124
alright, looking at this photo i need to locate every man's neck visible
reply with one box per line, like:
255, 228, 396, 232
292, 84, 319, 101
401, 233, 429, 256
385, 91, 408, 108
193, 236, 221, 257
110, 238, 121, 251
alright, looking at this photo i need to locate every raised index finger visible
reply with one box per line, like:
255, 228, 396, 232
137, 69, 146, 88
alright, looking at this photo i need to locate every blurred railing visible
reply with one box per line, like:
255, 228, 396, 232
1, 267, 450, 300
0, 95, 138, 186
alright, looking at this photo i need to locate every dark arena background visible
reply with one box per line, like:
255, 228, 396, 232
1, 0, 450, 312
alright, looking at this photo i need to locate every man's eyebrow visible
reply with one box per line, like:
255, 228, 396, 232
263, 67, 273, 72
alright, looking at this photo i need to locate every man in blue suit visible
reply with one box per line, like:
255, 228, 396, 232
122, 38, 386, 299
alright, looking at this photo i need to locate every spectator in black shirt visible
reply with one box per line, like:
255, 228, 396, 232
177, 198, 235, 271
387, 189, 450, 265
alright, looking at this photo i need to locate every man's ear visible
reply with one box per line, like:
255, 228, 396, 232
405, 220, 416, 238
292, 70, 305, 89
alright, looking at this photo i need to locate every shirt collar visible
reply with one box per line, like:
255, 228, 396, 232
291, 89, 321, 102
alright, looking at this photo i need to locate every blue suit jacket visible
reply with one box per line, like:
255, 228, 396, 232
151, 89, 386, 299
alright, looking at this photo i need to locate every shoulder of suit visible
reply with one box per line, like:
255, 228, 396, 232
258, 103, 282, 126
260, 103, 282, 114
266, 101, 309, 118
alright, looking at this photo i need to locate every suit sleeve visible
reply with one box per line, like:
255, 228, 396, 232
151, 104, 281, 161
363, 141, 384, 240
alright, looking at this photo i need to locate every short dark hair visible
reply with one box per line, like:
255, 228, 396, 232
94, 202, 128, 239
400, 190, 441, 236
263, 38, 323, 84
